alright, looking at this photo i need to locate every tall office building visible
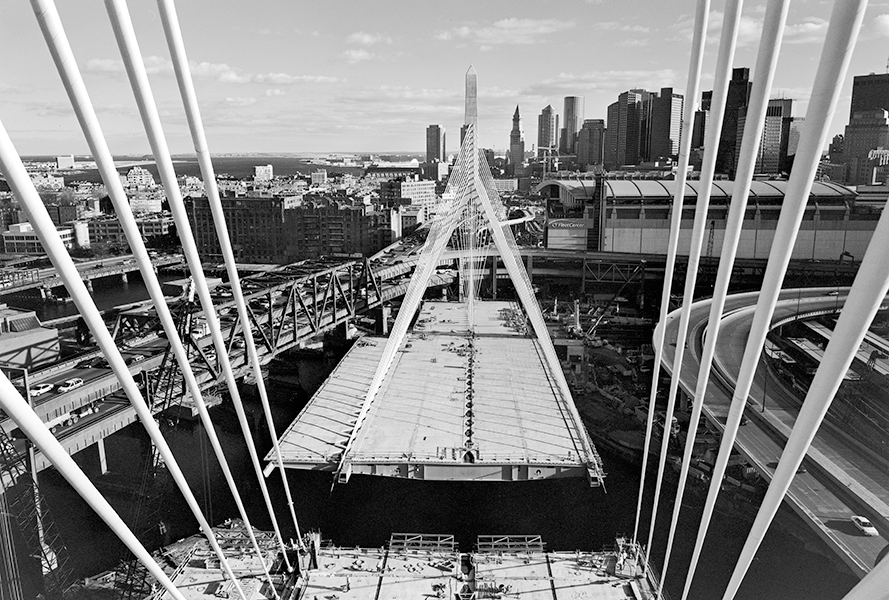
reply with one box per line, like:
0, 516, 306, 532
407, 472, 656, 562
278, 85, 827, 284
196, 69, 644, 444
714, 67, 752, 177
508, 106, 525, 174
426, 124, 446, 163
787, 117, 805, 157
843, 109, 889, 185
691, 90, 712, 149
850, 73, 889, 120
604, 89, 651, 168
649, 87, 684, 160
559, 96, 584, 154
537, 105, 558, 156
576, 119, 606, 167
735, 98, 793, 174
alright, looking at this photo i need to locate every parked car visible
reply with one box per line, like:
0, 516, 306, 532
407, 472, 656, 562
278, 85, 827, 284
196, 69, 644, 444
56, 378, 84, 393
851, 515, 879, 536
29, 383, 54, 397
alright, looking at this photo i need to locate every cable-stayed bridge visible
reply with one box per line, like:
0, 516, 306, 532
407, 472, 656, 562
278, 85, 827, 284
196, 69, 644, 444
0, 0, 887, 599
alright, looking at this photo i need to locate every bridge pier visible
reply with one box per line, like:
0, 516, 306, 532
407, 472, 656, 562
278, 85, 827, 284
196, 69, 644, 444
381, 304, 392, 335
490, 259, 498, 299
97, 437, 108, 475
85, 279, 93, 293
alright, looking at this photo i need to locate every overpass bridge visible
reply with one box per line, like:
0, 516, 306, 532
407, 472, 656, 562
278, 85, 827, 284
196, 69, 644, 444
661, 288, 889, 577
380, 243, 862, 293
0, 253, 183, 298
2, 254, 454, 472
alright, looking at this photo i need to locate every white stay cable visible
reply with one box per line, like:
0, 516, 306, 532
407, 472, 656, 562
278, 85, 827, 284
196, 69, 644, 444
632, 0, 710, 545
644, 0, 746, 570
29, 0, 281, 591
103, 0, 292, 569
473, 141, 601, 481
682, 1, 869, 598
718, 1, 870, 598
155, 0, 301, 544
657, 0, 791, 596
0, 117, 249, 600
841, 548, 889, 600
0, 377, 187, 600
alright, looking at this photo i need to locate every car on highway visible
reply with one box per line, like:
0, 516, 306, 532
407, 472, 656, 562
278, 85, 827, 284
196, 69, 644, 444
851, 515, 879, 536
125, 354, 146, 366
56, 378, 84, 393
29, 383, 54, 397
75, 357, 105, 369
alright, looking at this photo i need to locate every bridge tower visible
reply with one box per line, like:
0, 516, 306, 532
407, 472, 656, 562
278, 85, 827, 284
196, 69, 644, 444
333, 66, 604, 485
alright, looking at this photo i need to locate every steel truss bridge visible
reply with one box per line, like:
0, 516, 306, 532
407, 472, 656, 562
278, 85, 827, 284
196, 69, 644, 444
1, 253, 453, 472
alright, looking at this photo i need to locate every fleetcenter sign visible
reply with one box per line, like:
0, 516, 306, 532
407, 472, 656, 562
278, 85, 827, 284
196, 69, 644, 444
547, 218, 587, 250
549, 219, 587, 229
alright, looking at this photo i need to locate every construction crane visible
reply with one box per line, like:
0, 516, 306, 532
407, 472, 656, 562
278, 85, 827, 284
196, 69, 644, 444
586, 261, 646, 337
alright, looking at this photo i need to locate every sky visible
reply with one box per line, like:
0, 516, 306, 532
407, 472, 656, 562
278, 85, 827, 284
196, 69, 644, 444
2, 0, 889, 156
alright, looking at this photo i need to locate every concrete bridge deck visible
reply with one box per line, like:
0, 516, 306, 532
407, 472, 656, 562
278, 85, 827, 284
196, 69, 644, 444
273, 300, 603, 483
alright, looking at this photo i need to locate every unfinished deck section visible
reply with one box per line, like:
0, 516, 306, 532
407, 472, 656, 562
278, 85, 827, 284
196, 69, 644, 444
300, 534, 656, 600
270, 300, 603, 483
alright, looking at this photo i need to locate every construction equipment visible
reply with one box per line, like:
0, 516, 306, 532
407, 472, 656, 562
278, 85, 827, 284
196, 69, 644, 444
586, 262, 646, 337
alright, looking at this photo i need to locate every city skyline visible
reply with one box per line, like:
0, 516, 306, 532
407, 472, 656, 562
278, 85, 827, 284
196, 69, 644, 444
3, 1, 889, 155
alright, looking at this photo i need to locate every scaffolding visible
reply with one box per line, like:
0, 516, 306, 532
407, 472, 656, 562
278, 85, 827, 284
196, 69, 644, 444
0, 425, 72, 600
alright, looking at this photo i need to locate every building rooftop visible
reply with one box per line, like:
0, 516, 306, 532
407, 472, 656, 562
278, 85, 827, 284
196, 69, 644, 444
537, 177, 856, 202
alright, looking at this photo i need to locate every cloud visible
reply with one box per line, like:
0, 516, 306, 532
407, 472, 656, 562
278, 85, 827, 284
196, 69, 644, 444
264, 89, 286, 97
682, 11, 828, 47
83, 56, 339, 85
254, 72, 339, 84
873, 14, 889, 37
435, 18, 575, 46
594, 22, 651, 33
84, 55, 172, 75
223, 97, 257, 107
523, 69, 677, 96
346, 31, 392, 45
342, 49, 375, 64
783, 17, 829, 44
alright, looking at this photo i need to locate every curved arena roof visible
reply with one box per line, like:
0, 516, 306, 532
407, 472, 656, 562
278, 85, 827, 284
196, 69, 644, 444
535, 178, 856, 202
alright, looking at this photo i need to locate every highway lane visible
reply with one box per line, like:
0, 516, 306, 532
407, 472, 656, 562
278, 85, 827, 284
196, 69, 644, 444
662, 288, 888, 576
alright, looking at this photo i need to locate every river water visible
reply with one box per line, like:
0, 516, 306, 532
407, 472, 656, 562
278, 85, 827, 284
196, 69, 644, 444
7, 280, 860, 600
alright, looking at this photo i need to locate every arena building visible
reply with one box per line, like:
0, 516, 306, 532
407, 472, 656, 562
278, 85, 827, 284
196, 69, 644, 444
536, 177, 880, 262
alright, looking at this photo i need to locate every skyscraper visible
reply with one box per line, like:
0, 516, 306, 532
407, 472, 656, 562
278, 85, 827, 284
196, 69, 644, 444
850, 73, 889, 120
537, 105, 558, 156
735, 98, 793, 174
426, 124, 446, 163
649, 87, 684, 161
715, 67, 752, 177
559, 96, 584, 154
576, 119, 606, 167
843, 109, 889, 185
604, 89, 650, 168
509, 106, 525, 175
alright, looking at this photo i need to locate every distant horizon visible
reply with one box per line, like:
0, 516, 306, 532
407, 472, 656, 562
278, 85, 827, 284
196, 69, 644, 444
4, 2, 889, 154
